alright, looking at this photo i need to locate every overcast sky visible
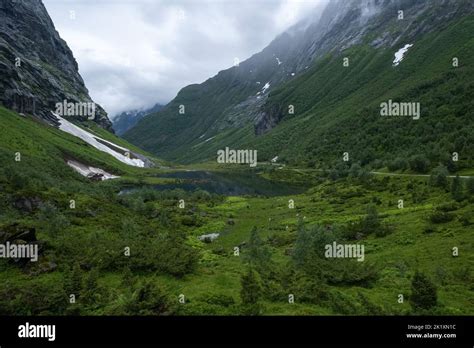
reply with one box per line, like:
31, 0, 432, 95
43, 0, 327, 117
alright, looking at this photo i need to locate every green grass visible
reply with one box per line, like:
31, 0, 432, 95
2, 111, 472, 315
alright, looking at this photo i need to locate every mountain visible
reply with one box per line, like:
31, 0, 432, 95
124, 0, 474, 171
0, 0, 112, 130
112, 103, 164, 136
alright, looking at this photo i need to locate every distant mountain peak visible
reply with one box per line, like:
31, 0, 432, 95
112, 103, 164, 136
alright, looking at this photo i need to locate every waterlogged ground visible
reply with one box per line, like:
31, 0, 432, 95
123, 170, 310, 197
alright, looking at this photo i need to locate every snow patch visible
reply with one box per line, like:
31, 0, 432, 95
55, 113, 145, 167
393, 44, 413, 66
67, 160, 119, 180
271, 156, 279, 163
204, 136, 215, 143
276, 57, 282, 65
261, 82, 270, 93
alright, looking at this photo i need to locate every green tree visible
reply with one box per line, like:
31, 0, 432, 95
81, 268, 108, 308
38, 202, 70, 236
349, 163, 362, 178
409, 155, 430, 173
156, 231, 199, 277
292, 219, 310, 267
466, 177, 474, 195
64, 263, 83, 296
243, 227, 271, 270
410, 271, 437, 311
126, 280, 172, 315
451, 175, 464, 202
240, 267, 263, 315
430, 164, 449, 188
362, 205, 381, 234
388, 158, 408, 172
121, 266, 136, 288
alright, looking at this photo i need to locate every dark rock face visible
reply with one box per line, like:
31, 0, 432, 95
13, 196, 43, 213
0, 223, 44, 268
0, 0, 113, 130
112, 103, 164, 136
0, 223, 38, 244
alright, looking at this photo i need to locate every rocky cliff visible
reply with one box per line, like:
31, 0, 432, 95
0, 0, 112, 130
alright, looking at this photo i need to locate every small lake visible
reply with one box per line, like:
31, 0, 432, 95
145, 170, 309, 197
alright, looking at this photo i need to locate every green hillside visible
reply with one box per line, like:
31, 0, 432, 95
250, 15, 474, 170
1, 106, 473, 315
124, 12, 474, 172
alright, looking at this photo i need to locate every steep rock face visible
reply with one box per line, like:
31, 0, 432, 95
0, 0, 112, 130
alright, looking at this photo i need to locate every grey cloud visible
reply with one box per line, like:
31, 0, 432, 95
43, 0, 327, 117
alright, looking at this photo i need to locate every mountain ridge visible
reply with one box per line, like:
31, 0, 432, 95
0, 0, 112, 130
124, 0, 474, 170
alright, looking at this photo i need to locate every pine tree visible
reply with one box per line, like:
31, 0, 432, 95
81, 268, 100, 305
410, 271, 437, 311
362, 205, 380, 234
244, 227, 271, 270
240, 267, 263, 315
121, 266, 136, 288
451, 175, 464, 202
128, 280, 171, 315
292, 218, 309, 266
64, 263, 83, 296
466, 177, 474, 196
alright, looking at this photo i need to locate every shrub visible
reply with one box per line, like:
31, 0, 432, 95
374, 224, 394, 237
410, 271, 437, 311
240, 268, 263, 315
243, 227, 271, 271
429, 210, 455, 224
38, 202, 70, 236
466, 178, 474, 195
429, 165, 449, 188
362, 205, 381, 234
202, 293, 236, 307
436, 202, 459, 212
125, 280, 173, 315
409, 155, 430, 173
423, 225, 437, 234
459, 212, 472, 226
156, 232, 199, 277
451, 175, 464, 202
388, 158, 408, 172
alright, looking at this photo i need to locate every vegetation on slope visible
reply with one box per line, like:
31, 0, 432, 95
124, 14, 474, 172
1, 107, 472, 315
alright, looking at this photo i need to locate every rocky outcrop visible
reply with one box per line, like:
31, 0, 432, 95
255, 104, 284, 135
0, 0, 113, 130
0, 223, 44, 267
